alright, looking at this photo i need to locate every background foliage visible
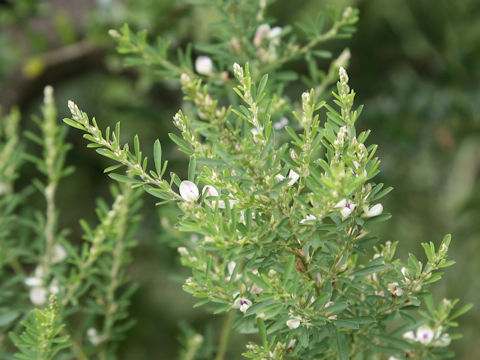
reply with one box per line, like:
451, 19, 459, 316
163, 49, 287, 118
0, 0, 478, 358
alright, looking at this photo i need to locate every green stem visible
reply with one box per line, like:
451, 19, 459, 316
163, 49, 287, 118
215, 311, 234, 360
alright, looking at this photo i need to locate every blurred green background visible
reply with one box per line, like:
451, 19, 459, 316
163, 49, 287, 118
0, 0, 478, 358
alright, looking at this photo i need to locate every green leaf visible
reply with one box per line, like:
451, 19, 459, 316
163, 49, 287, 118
450, 303, 473, 320
63, 117, 86, 131
143, 186, 173, 200
350, 264, 387, 278
168, 133, 193, 155
257, 74, 269, 99
153, 139, 162, 175
104, 164, 124, 173
0, 311, 19, 327
336, 330, 348, 360
283, 255, 296, 285
257, 317, 268, 348
188, 156, 196, 182
108, 173, 141, 184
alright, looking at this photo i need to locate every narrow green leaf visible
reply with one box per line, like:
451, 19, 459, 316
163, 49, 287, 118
188, 156, 196, 181
257, 317, 268, 348
336, 330, 348, 360
63, 118, 86, 131
153, 139, 162, 175
168, 133, 193, 155
108, 173, 141, 184
450, 303, 473, 320
283, 255, 296, 285
104, 164, 124, 173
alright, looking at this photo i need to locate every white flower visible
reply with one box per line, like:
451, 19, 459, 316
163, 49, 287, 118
49, 278, 59, 294
286, 317, 301, 329
25, 276, 43, 287
335, 199, 356, 218
202, 185, 219, 208
387, 282, 404, 297
195, 56, 213, 75
287, 339, 296, 349
233, 63, 243, 79
339, 66, 349, 84
254, 24, 271, 47
34, 264, 45, 278
250, 283, 263, 295
87, 328, 103, 345
388, 357, 400, 360
179, 181, 199, 202
403, 325, 435, 345
226, 261, 241, 281
233, 297, 252, 313
228, 261, 236, 275
269, 26, 282, 39
51, 244, 67, 263
218, 195, 237, 209
180, 73, 191, 85
288, 170, 300, 186
273, 117, 289, 130
364, 203, 383, 217
435, 333, 451, 347
275, 173, 286, 181
251, 128, 262, 142
29, 287, 47, 306
324, 301, 334, 308
416, 325, 435, 344
177, 247, 189, 256
300, 215, 316, 224
202, 185, 219, 198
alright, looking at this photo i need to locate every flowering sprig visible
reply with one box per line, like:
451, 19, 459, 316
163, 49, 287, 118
61, 2, 471, 359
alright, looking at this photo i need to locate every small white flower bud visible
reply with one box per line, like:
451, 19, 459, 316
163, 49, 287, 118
227, 261, 236, 275
49, 278, 59, 294
269, 26, 282, 39
233, 63, 243, 79
302, 91, 311, 105
87, 328, 103, 345
180, 73, 191, 85
339, 67, 349, 84
179, 181, 199, 202
29, 287, 47, 306
435, 333, 451, 347
300, 215, 316, 224
25, 277, 43, 287
202, 185, 219, 198
177, 247, 189, 256
254, 24, 270, 47
287, 339, 296, 349
195, 56, 213, 75
273, 117, 289, 130
288, 170, 300, 186
51, 244, 67, 263
286, 317, 301, 329
364, 203, 383, 217
343, 6, 353, 18
440, 243, 448, 253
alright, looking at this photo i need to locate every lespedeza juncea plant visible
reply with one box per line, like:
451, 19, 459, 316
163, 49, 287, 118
1, 1, 471, 359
